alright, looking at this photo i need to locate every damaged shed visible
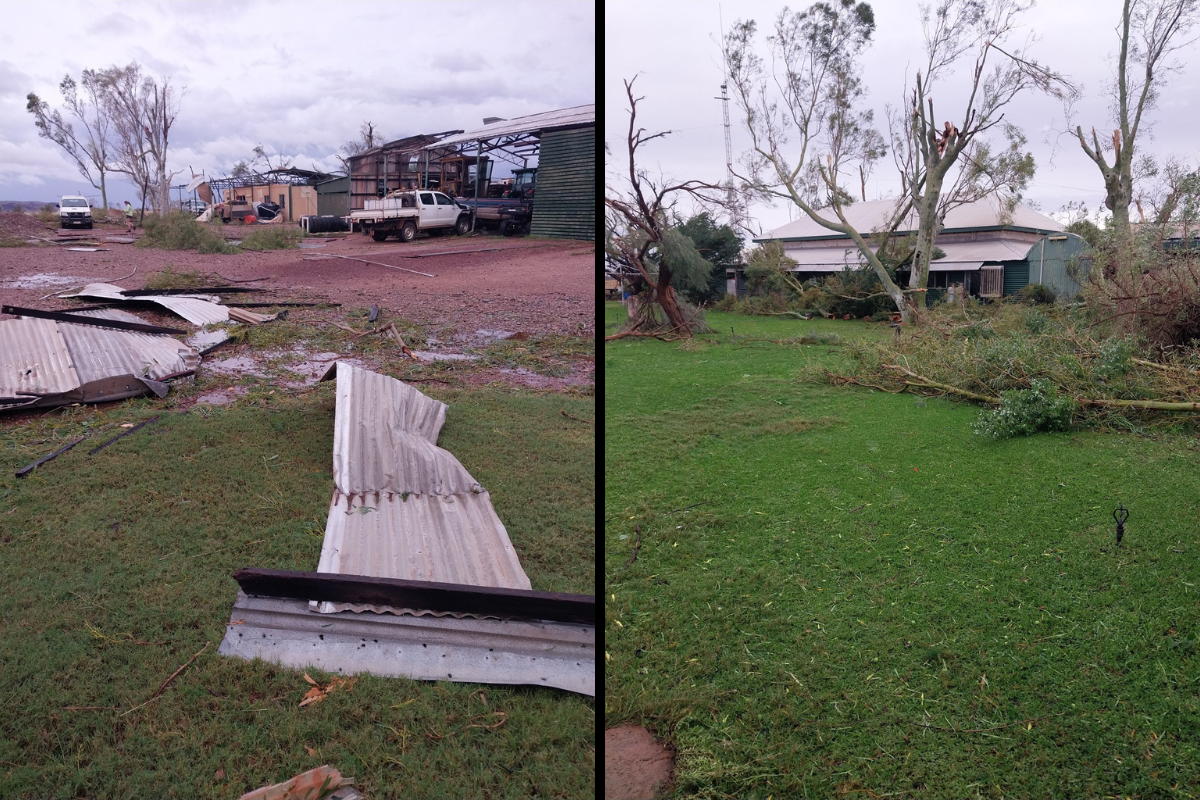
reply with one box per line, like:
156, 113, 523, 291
425, 104, 595, 240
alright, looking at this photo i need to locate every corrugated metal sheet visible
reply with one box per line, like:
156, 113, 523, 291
57, 322, 196, 384
318, 362, 531, 608
0, 317, 78, 397
60, 283, 232, 325
218, 592, 595, 695
529, 126, 595, 241
425, 105, 596, 148
317, 491, 531, 589
219, 361, 592, 694
0, 312, 197, 410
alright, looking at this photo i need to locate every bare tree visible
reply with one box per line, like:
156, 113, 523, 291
26, 72, 114, 215
605, 78, 726, 338
337, 121, 385, 173
96, 63, 182, 216
1076, 0, 1200, 236
894, 0, 1073, 306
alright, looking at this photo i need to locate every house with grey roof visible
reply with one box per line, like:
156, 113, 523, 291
749, 197, 1088, 300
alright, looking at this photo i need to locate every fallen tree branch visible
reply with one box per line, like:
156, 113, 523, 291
561, 410, 593, 423
122, 641, 209, 716
604, 330, 683, 342
881, 364, 1001, 403
909, 712, 1064, 733
605, 524, 642, 589
1077, 397, 1200, 411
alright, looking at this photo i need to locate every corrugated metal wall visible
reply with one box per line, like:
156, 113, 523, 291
530, 126, 595, 241
1001, 234, 1088, 299
1003, 262, 1030, 296
1024, 234, 1087, 299
317, 177, 350, 216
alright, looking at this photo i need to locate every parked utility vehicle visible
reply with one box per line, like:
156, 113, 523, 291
350, 190, 473, 242
58, 195, 93, 229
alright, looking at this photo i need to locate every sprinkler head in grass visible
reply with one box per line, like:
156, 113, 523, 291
1113, 503, 1129, 546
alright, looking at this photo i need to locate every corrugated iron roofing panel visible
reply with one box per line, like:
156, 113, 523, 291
317, 491, 531, 589
318, 361, 532, 610
0, 317, 79, 397
425, 105, 596, 148
59, 283, 232, 325
331, 361, 450, 490
761, 198, 1065, 241
57, 322, 197, 384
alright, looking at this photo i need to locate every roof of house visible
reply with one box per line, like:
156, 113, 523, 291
781, 234, 1046, 273
758, 197, 1065, 242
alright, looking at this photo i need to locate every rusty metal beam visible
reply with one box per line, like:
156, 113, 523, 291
2, 305, 185, 335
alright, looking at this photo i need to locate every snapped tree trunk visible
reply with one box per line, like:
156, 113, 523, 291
654, 264, 691, 333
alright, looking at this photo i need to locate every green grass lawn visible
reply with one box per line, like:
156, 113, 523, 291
606, 301, 1200, 798
0, 384, 594, 799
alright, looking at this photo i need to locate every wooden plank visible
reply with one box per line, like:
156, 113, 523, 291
233, 567, 595, 625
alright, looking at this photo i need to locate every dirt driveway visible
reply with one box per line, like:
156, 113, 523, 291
0, 226, 594, 337
0, 222, 595, 400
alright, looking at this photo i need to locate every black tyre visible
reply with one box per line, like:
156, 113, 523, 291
371, 229, 389, 242
454, 215, 470, 236
399, 222, 417, 242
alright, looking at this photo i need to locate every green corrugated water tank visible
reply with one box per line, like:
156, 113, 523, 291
530, 126, 595, 240
1025, 233, 1087, 298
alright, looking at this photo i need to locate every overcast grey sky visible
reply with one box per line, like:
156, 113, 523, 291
0, 0, 595, 207
605, 0, 1200, 237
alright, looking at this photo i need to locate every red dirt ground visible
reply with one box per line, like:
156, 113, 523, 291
0, 227, 595, 339
604, 725, 674, 800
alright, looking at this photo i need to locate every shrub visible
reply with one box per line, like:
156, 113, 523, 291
239, 225, 303, 251
972, 378, 1074, 440
138, 211, 234, 254
1015, 283, 1057, 305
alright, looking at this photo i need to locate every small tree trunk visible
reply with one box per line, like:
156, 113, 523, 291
99, 172, 108, 220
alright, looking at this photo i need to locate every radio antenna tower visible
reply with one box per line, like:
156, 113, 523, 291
716, 6, 739, 226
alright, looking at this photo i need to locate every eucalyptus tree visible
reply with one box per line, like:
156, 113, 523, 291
1075, 0, 1200, 236
26, 72, 114, 214
726, 0, 1072, 320
891, 0, 1073, 306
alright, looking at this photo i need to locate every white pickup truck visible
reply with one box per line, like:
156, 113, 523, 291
350, 190, 473, 242
59, 195, 94, 229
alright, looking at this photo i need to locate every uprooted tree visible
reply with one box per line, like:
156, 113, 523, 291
725, 0, 1073, 322
26, 71, 114, 215
605, 77, 726, 339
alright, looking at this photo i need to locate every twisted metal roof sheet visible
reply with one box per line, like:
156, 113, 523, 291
60, 283, 232, 325
425, 104, 595, 148
0, 311, 197, 409
316, 361, 532, 609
